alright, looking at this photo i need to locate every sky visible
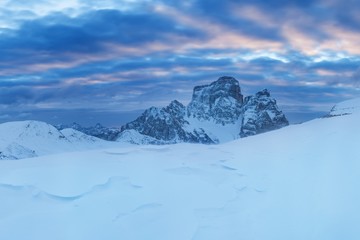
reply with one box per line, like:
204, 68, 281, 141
0, 0, 360, 126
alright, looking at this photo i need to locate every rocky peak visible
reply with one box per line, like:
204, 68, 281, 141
68, 122, 82, 130
116, 76, 289, 144
94, 123, 104, 129
187, 76, 244, 124
165, 100, 186, 119
208, 76, 243, 102
240, 89, 288, 137
256, 89, 270, 98
121, 101, 215, 144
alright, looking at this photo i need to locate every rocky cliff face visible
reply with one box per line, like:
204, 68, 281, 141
56, 77, 289, 144
240, 89, 289, 137
117, 76, 289, 144
187, 76, 243, 125
120, 100, 215, 144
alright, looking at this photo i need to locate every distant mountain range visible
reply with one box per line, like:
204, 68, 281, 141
55, 122, 120, 141
56, 76, 289, 144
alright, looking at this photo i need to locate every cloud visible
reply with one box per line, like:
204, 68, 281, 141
0, 0, 359, 125
0, 9, 207, 75
0, 87, 35, 105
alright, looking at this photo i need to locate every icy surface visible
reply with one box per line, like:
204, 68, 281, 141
0, 112, 359, 239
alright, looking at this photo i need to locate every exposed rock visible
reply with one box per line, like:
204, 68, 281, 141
120, 100, 216, 144
60, 77, 289, 144
118, 77, 288, 144
187, 76, 243, 124
240, 89, 289, 137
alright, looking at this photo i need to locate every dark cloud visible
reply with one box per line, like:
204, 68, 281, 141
182, 0, 284, 41
0, 87, 35, 105
0, 9, 206, 68
0, 108, 144, 127
310, 59, 360, 72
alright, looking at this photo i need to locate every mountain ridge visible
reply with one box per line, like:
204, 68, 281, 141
119, 76, 289, 144
0, 120, 115, 160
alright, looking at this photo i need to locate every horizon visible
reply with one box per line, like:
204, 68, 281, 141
0, 77, 329, 127
1, 0, 359, 126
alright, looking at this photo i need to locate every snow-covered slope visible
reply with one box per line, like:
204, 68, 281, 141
328, 97, 360, 116
0, 121, 114, 159
0, 102, 359, 240
116, 129, 168, 145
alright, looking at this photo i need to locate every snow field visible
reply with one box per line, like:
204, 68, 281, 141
0, 100, 359, 239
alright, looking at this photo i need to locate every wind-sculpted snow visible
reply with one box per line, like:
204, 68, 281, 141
0, 107, 359, 239
0, 176, 139, 201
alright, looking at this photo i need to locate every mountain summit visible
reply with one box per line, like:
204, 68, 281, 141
187, 76, 243, 124
118, 76, 288, 144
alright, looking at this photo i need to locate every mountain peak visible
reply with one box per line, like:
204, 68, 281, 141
210, 76, 239, 86
187, 76, 243, 124
118, 76, 288, 144
256, 89, 270, 98
241, 89, 288, 137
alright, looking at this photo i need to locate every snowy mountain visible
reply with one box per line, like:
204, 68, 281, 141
187, 76, 243, 124
119, 76, 288, 144
0, 121, 114, 160
240, 89, 289, 137
0, 98, 359, 240
55, 122, 120, 141
120, 100, 215, 144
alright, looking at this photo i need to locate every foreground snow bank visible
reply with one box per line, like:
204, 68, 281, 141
0, 110, 359, 239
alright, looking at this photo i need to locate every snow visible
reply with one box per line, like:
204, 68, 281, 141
329, 97, 360, 116
116, 129, 166, 144
0, 104, 359, 239
185, 116, 242, 142
0, 120, 117, 159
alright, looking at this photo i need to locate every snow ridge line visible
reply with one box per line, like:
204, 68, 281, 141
0, 176, 141, 201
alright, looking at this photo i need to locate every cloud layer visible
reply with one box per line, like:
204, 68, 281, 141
0, 0, 359, 125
